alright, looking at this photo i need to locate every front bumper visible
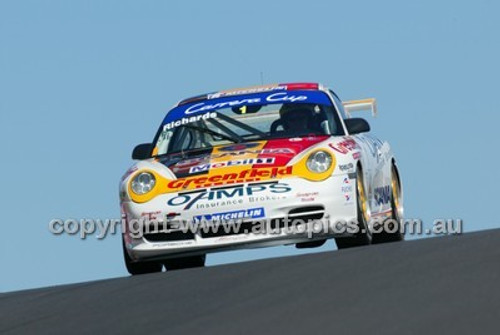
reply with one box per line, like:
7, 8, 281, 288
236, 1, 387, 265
122, 174, 357, 262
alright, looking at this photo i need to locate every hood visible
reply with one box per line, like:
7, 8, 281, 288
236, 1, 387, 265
157, 136, 330, 179
125, 135, 343, 203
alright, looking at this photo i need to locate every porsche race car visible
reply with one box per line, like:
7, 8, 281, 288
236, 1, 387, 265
120, 82, 404, 274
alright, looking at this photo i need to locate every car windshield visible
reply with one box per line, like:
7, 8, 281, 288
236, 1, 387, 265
153, 90, 344, 156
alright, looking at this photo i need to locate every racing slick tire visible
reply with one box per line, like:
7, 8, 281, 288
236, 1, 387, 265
372, 163, 405, 244
122, 239, 163, 275
296, 239, 327, 249
335, 167, 372, 249
164, 255, 206, 271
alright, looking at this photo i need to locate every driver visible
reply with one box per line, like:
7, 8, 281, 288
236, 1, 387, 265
279, 103, 318, 133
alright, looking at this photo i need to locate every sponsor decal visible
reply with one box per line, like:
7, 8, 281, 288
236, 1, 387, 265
341, 186, 353, 193
189, 157, 275, 173
296, 191, 319, 202
194, 207, 265, 223
338, 163, 354, 171
163, 90, 332, 123
167, 166, 293, 189
141, 211, 162, 220
152, 241, 195, 247
266, 92, 309, 103
329, 139, 358, 154
208, 85, 286, 99
341, 177, 353, 192
215, 235, 249, 242
173, 148, 293, 168
163, 111, 217, 130
185, 98, 261, 115
167, 182, 292, 210
247, 193, 288, 204
342, 177, 354, 204
195, 198, 244, 209
184, 93, 310, 115
352, 152, 361, 160
374, 185, 391, 205
342, 178, 353, 191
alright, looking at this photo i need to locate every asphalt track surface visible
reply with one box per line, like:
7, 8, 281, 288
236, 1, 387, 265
1, 229, 500, 334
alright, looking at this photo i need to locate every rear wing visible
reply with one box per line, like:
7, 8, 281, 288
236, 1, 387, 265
342, 98, 377, 118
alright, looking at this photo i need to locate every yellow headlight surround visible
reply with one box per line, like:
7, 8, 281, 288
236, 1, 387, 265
128, 170, 170, 204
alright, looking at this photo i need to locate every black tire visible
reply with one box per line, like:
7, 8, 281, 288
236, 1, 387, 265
372, 164, 405, 244
122, 238, 163, 275
296, 239, 326, 249
335, 168, 372, 249
164, 255, 206, 271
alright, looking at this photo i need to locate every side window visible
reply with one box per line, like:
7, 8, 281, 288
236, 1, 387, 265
169, 127, 193, 152
179, 130, 193, 150
168, 124, 214, 153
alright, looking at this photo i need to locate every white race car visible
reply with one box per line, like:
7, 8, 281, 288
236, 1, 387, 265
120, 82, 404, 274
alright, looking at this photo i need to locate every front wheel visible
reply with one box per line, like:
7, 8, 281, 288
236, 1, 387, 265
296, 239, 326, 249
164, 255, 206, 271
335, 168, 372, 249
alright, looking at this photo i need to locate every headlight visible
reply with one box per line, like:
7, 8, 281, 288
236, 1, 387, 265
306, 151, 333, 173
131, 172, 156, 195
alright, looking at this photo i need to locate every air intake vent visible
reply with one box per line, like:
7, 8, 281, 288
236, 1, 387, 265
288, 206, 325, 220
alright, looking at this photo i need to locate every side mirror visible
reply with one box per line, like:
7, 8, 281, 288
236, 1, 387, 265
344, 118, 370, 135
132, 143, 153, 160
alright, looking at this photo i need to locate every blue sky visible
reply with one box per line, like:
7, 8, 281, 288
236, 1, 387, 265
1, 0, 499, 292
